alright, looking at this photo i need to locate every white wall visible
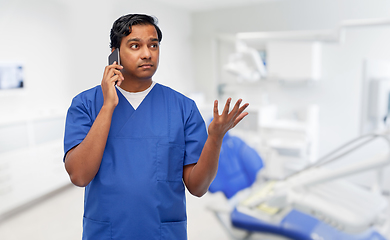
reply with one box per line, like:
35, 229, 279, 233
0, 0, 193, 116
0, 0, 71, 113
192, 0, 390, 189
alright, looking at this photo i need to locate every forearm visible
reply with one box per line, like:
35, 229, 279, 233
185, 135, 223, 197
65, 105, 114, 187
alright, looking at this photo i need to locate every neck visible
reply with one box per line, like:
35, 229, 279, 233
119, 78, 153, 93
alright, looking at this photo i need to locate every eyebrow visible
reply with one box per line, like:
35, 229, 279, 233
127, 38, 159, 44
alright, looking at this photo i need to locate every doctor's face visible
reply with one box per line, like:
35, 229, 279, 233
118, 24, 160, 81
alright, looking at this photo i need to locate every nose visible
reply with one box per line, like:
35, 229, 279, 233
140, 46, 151, 60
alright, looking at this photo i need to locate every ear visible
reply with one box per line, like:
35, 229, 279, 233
111, 47, 116, 53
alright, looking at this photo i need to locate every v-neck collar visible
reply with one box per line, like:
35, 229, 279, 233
116, 82, 156, 111
110, 83, 170, 139
111, 85, 156, 134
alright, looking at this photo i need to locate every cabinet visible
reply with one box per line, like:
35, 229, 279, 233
0, 110, 69, 219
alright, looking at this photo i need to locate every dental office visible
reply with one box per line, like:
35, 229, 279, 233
1, 0, 390, 239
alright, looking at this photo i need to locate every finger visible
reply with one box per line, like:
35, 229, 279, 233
112, 63, 123, 70
231, 102, 248, 117
104, 68, 115, 82
113, 69, 124, 80
223, 98, 231, 115
230, 99, 243, 116
105, 63, 123, 74
103, 66, 116, 80
115, 73, 125, 86
213, 100, 219, 118
109, 65, 123, 74
116, 78, 123, 87
231, 103, 249, 127
110, 61, 120, 67
237, 103, 249, 115
105, 68, 123, 85
104, 72, 120, 88
232, 112, 249, 128
109, 74, 123, 85
103, 65, 112, 79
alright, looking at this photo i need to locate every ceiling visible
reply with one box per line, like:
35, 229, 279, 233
153, 0, 281, 12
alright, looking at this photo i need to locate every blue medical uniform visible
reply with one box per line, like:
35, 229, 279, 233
63, 83, 208, 240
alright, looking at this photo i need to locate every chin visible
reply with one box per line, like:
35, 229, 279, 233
140, 72, 157, 79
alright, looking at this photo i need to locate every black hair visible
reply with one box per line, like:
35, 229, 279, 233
109, 14, 162, 49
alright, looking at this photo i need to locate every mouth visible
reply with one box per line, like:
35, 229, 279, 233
139, 64, 153, 69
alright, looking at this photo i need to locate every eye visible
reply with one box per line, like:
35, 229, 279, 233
130, 44, 139, 49
150, 43, 159, 49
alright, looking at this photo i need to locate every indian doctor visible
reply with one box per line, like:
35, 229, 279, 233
63, 13, 249, 240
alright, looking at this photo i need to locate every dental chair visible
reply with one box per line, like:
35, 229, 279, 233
208, 132, 389, 240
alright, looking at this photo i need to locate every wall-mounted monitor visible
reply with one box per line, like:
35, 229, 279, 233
0, 63, 24, 90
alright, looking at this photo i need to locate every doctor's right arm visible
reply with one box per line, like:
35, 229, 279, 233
64, 63, 123, 187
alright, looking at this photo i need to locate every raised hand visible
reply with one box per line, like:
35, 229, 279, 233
208, 98, 249, 139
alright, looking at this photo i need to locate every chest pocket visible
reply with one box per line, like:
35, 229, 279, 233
157, 143, 185, 182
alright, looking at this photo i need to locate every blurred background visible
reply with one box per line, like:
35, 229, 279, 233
1, 0, 390, 239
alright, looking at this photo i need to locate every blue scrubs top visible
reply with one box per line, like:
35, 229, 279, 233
64, 83, 208, 240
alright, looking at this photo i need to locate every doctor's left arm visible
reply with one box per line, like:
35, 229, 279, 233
183, 98, 249, 197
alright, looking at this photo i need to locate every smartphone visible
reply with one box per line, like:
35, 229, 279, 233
108, 48, 120, 65
108, 48, 121, 85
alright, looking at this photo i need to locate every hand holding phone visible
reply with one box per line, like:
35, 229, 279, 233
101, 49, 124, 107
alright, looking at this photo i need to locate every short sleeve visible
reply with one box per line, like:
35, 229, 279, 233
183, 102, 208, 166
63, 94, 93, 161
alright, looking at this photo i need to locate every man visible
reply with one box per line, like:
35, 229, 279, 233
63, 14, 248, 239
